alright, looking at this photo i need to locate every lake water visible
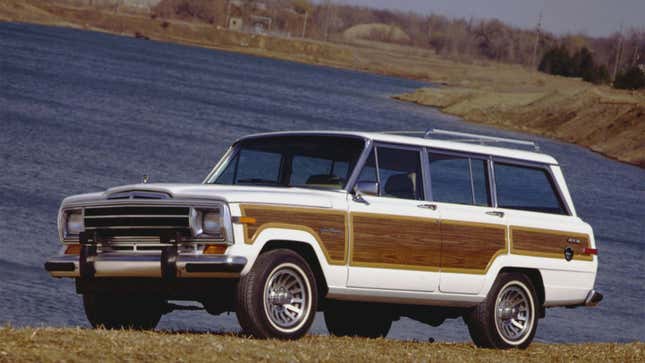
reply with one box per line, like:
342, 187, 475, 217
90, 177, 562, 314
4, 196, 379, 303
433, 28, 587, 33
1, 22, 643, 343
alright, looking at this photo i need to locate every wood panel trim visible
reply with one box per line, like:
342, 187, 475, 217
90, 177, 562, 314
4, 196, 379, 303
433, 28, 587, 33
239, 204, 348, 265
438, 220, 508, 275
349, 211, 441, 272
349, 212, 508, 275
510, 225, 593, 262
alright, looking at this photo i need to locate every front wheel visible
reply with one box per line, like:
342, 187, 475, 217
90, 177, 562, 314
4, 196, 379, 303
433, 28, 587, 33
236, 249, 318, 339
465, 272, 538, 349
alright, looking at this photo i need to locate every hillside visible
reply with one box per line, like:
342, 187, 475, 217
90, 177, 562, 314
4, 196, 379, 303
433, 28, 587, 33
394, 77, 645, 167
1, 0, 643, 167
0, 328, 643, 362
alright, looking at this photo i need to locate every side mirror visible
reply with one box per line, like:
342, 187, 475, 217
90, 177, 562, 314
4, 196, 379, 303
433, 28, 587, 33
353, 181, 379, 197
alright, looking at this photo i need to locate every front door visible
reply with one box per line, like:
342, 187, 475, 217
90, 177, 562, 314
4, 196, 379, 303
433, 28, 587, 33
348, 144, 441, 292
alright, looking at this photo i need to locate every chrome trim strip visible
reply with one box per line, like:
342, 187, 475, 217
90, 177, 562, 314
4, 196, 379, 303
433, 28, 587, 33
326, 287, 483, 307
84, 215, 188, 219
84, 226, 188, 230
62, 199, 227, 209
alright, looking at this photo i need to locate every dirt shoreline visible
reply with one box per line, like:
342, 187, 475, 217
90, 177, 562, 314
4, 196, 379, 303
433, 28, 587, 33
2, 0, 643, 167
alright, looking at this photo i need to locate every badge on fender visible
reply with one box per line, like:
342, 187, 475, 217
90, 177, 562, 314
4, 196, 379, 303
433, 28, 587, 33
564, 247, 574, 261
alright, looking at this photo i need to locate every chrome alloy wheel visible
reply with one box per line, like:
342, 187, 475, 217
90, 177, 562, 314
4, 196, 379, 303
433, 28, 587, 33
263, 263, 312, 333
494, 282, 534, 345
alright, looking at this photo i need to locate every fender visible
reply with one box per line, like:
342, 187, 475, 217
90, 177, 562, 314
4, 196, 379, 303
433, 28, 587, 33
232, 226, 349, 289
479, 254, 596, 306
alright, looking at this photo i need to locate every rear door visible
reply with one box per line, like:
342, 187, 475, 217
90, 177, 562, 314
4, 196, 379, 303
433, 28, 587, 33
492, 160, 595, 303
426, 151, 508, 295
348, 143, 442, 292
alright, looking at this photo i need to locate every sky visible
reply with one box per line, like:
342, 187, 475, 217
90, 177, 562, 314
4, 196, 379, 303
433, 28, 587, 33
338, 0, 645, 37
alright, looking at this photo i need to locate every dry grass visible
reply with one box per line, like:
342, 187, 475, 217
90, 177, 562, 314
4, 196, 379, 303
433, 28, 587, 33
0, 327, 643, 363
1, 0, 643, 166
394, 83, 645, 167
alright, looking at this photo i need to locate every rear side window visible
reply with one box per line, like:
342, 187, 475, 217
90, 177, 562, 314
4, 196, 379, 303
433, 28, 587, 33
494, 162, 567, 215
377, 147, 424, 200
428, 153, 491, 206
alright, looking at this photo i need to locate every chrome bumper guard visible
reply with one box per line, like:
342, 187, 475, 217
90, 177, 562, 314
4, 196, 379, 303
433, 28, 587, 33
44, 250, 247, 279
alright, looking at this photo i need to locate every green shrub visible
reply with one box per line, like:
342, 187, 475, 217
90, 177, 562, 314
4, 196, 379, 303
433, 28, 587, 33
614, 66, 645, 90
539, 46, 610, 85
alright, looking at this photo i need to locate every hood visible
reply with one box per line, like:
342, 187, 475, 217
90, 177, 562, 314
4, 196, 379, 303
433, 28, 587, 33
62, 183, 344, 209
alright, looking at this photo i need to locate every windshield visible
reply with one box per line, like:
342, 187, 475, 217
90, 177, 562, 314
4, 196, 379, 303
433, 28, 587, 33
207, 135, 366, 190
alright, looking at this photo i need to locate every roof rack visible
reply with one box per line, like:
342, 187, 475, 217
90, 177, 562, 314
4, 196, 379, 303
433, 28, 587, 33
381, 129, 541, 151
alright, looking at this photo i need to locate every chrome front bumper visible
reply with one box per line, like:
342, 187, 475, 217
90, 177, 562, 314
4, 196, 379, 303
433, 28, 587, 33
45, 253, 247, 279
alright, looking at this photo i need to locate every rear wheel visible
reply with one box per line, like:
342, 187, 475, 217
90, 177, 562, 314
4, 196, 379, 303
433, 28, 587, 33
236, 249, 317, 339
465, 272, 538, 349
83, 294, 163, 330
324, 300, 393, 338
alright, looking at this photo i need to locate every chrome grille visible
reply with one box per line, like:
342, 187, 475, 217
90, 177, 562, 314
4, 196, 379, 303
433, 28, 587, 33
83, 206, 191, 241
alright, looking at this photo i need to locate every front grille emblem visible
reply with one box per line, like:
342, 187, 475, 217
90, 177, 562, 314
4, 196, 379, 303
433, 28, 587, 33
143, 174, 149, 184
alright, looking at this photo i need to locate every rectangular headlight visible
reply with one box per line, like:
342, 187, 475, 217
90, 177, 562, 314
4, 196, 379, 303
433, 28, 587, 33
190, 204, 232, 242
66, 211, 84, 236
58, 208, 84, 243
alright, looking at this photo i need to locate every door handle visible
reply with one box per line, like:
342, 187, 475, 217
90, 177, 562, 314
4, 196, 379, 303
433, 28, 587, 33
486, 211, 505, 218
418, 203, 438, 211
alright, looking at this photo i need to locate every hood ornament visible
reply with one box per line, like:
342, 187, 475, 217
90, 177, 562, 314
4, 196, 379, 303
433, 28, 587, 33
143, 174, 149, 184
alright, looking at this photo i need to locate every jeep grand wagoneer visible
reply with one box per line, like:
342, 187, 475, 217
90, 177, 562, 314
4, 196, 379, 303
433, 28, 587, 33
45, 130, 602, 349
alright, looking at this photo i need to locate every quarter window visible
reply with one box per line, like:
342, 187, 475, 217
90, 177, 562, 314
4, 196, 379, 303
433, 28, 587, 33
428, 153, 491, 206
494, 162, 567, 215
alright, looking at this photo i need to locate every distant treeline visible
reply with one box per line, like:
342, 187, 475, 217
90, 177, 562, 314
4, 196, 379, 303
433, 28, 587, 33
151, 0, 645, 88
539, 46, 645, 89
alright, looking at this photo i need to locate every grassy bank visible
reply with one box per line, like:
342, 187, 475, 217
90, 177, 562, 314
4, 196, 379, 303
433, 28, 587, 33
394, 81, 645, 167
0, 327, 643, 362
1, 0, 643, 167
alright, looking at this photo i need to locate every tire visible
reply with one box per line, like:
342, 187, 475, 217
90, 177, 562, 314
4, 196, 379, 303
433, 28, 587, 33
465, 272, 539, 349
324, 300, 392, 338
83, 294, 163, 330
236, 249, 318, 339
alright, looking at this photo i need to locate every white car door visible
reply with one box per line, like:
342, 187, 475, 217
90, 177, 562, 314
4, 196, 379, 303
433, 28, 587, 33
426, 151, 508, 295
347, 144, 441, 292
492, 161, 597, 304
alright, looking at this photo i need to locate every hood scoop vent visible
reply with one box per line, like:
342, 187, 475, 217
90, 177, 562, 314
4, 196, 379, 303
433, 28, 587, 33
107, 190, 171, 200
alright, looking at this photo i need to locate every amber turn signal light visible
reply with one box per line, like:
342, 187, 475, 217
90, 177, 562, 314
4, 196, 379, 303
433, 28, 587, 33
203, 245, 228, 255
64, 244, 81, 255
234, 216, 256, 225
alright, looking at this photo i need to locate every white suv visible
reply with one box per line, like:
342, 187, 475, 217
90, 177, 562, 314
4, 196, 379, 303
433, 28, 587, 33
46, 130, 602, 349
